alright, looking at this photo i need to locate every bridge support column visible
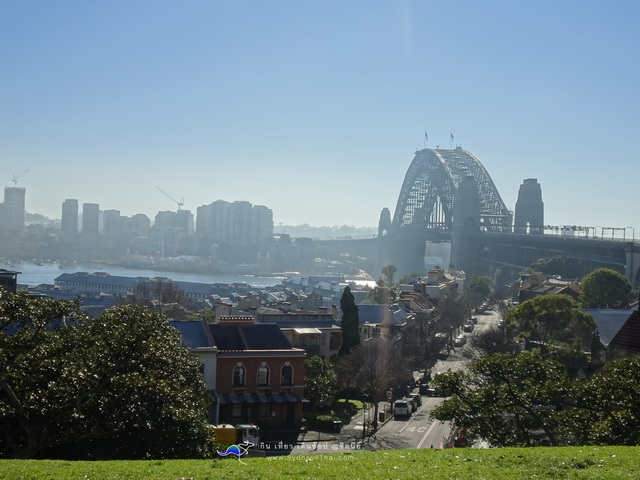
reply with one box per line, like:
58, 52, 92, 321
451, 176, 482, 275
626, 246, 640, 287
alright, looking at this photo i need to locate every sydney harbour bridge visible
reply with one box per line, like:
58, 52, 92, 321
323, 147, 640, 286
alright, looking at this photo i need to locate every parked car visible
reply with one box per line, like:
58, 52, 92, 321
409, 392, 422, 408
393, 399, 411, 419
454, 334, 466, 347
463, 322, 474, 332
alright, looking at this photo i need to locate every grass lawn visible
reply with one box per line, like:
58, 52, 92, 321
1, 446, 639, 480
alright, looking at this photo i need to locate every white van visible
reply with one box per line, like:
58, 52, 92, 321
393, 399, 411, 419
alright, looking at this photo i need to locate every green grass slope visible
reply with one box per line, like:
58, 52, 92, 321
1, 446, 639, 480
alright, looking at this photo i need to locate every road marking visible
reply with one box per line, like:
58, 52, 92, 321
417, 421, 438, 449
395, 397, 431, 436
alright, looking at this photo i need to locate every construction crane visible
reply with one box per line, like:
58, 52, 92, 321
155, 186, 184, 210
12, 169, 29, 187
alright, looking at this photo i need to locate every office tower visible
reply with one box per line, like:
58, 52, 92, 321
250, 205, 274, 243
2, 187, 26, 230
82, 203, 100, 235
102, 209, 122, 238
228, 201, 253, 245
61, 199, 79, 237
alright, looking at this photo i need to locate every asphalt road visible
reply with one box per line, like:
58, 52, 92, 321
289, 308, 502, 455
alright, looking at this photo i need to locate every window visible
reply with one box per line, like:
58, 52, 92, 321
257, 364, 269, 386
281, 364, 293, 386
260, 403, 271, 418
232, 404, 242, 418
233, 364, 245, 387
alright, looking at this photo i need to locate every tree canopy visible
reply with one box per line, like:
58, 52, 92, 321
130, 278, 196, 319
466, 275, 494, 308
304, 356, 337, 410
0, 291, 211, 459
579, 268, 632, 309
431, 351, 640, 447
338, 286, 360, 357
430, 351, 572, 447
506, 294, 596, 353
528, 256, 591, 279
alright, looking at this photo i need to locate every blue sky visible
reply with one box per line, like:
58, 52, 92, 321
1, 1, 639, 238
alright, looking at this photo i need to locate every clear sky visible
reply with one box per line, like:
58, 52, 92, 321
1, 1, 639, 238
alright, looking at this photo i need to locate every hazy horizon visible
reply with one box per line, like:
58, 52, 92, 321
2, 2, 639, 237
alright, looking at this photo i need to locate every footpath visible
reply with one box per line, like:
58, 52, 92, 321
297, 401, 393, 445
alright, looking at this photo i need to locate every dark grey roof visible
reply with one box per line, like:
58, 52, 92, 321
209, 323, 293, 351
356, 304, 384, 324
584, 309, 635, 346
169, 320, 214, 348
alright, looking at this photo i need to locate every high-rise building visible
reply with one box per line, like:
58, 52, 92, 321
250, 205, 274, 244
61, 199, 79, 238
102, 209, 122, 238
196, 200, 272, 246
228, 201, 253, 245
82, 203, 100, 235
1, 187, 26, 230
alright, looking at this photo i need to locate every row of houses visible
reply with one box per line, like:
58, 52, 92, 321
518, 271, 640, 361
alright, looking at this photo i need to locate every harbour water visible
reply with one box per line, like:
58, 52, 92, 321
11, 261, 286, 288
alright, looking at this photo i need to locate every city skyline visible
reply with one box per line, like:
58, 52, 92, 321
1, 2, 639, 236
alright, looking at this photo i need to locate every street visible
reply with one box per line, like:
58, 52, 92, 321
289, 308, 501, 455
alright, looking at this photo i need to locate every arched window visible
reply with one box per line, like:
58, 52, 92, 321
281, 364, 293, 386
233, 364, 245, 387
257, 364, 269, 386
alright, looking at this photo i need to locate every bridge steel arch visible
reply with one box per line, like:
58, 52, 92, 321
391, 148, 512, 233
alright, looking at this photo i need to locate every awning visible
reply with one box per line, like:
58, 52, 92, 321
210, 392, 308, 404
293, 328, 322, 334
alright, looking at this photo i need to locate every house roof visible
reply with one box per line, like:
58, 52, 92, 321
610, 310, 640, 352
583, 309, 636, 347
209, 322, 294, 351
356, 304, 387, 324
169, 320, 213, 348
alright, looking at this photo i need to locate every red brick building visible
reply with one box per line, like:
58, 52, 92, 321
211, 316, 306, 432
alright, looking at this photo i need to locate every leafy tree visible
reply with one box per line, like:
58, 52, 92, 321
579, 356, 640, 445
369, 278, 397, 304
304, 356, 337, 411
130, 278, 195, 319
336, 338, 411, 430
464, 327, 519, 360
466, 275, 494, 309
579, 268, 632, 309
381, 264, 397, 284
0, 292, 210, 459
430, 352, 573, 447
528, 256, 590, 279
338, 286, 360, 357
506, 294, 596, 356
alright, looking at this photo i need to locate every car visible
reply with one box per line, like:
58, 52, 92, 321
393, 399, 411, 419
470, 316, 478, 324
405, 396, 417, 412
454, 334, 466, 347
409, 392, 422, 408
463, 323, 474, 332
497, 319, 505, 328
